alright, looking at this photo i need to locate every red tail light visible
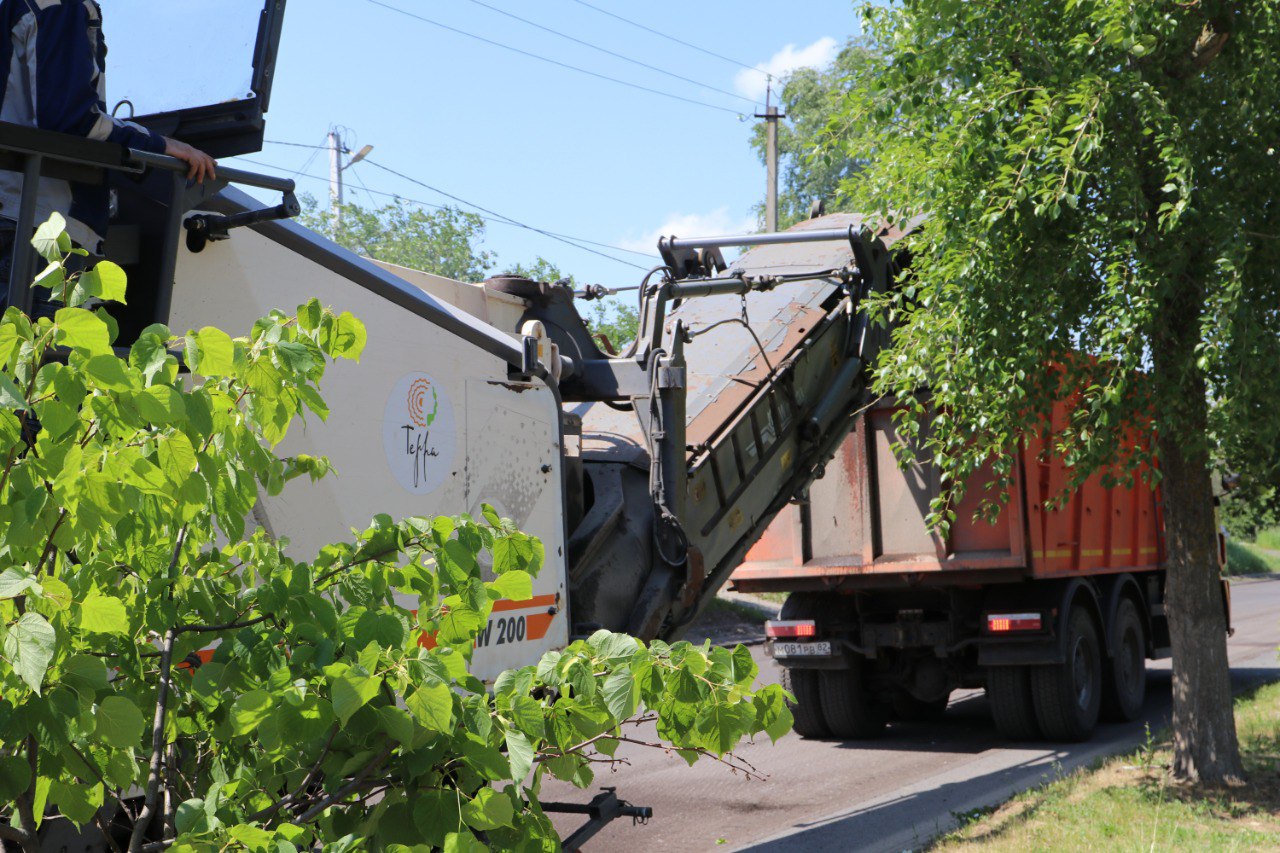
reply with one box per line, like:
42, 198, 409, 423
766, 620, 817, 639
986, 613, 1042, 633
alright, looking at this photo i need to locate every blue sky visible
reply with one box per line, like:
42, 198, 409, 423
116, 0, 861, 290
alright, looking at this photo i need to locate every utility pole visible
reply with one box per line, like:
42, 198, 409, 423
327, 128, 374, 231
756, 78, 785, 233
328, 129, 343, 228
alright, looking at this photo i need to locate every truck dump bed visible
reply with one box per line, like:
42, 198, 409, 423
732, 397, 1165, 592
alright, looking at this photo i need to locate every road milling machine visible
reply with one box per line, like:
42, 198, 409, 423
0, 1, 901, 684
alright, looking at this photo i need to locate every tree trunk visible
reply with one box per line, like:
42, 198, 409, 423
1150, 278, 1245, 786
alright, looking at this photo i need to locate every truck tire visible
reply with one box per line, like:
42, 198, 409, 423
1031, 606, 1102, 741
1100, 597, 1147, 722
986, 665, 1040, 740
819, 656, 886, 739
890, 691, 949, 722
781, 668, 829, 738
779, 593, 829, 738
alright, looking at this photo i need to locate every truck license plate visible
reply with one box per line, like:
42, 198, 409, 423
774, 641, 832, 657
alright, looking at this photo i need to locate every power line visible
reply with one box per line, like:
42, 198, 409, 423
361, 157, 652, 268
260, 140, 660, 259
237, 155, 656, 268
567, 0, 769, 77
361, 0, 746, 116
462, 0, 759, 106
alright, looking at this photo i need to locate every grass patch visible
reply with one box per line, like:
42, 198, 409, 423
1256, 526, 1280, 552
1225, 539, 1280, 575
934, 682, 1280, 851
704, 596, 773, 623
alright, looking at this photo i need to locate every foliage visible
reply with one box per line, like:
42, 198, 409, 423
300, 195, 495, 283
825, 1, 1280, 529
0, 216, 788, 850
1224, 540, 1280, 575
1218, 476, 1280, 541
504, 257, 639, 353
748, 39, 880, 229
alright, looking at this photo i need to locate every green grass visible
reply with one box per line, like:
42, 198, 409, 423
934, 682, 1280, 851
1225, 539, 1280, 575
1255, 526, 1280, 552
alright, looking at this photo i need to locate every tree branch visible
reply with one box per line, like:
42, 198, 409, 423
245, 723, 340, 823
176, 614, 271, 634
295, 742, 396, 823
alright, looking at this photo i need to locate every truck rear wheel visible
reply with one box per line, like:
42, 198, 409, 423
779, 593, 830, 738
819, 656, 886, 739
987, 665, 1040, 740
1032, 606, 1102, 741
1101, 597, 1147, 722
781, 668, 829, 738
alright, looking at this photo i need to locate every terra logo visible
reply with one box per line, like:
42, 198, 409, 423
382, 372, 456, 495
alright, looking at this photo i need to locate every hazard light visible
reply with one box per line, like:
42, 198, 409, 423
765, 620, 817, 639
986, 613, 1042, 633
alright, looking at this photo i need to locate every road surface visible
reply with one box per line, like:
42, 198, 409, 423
542, 577, 1280, 852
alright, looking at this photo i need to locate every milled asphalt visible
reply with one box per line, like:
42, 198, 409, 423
542, 576, 1280, 852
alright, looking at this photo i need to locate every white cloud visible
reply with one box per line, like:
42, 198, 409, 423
618, 208, 758, 255
734, 37, 839, 102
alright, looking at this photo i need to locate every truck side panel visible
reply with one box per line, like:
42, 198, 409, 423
734, 398, 1161, 590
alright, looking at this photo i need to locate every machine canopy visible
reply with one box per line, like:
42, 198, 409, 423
103, 0, 285, 157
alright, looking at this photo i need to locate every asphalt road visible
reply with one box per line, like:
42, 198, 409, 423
542, 576, 1280, 852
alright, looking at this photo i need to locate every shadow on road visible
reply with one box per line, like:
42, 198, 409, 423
741, 665, 1280, 853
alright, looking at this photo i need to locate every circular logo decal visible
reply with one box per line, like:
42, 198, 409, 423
383, 372, 457, 494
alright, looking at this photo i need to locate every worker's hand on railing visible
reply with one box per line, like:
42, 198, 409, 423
163, 137, 217, 183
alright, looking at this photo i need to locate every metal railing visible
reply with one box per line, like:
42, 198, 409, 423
0, 122, 294, 320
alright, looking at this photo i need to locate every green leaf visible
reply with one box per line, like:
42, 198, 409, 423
505, 729, 535, 781
193, 326, 235, 377
0, 373, 26, 409
405, 681, 453, 732
94, 695, 145, 748
331, 669, 381, 725
91, 260, 128, 303
84, 354, 133, 391
488, 570, 532, 602
78, 592, 129, 635
0, 754, 31, 802
62, 654, 110, 698
49, 779, 102, 827
0, 567, 40, 600
442, 833, 487, 853
4, 612, 56, 694
157, 432, 197, 485
413, 790, 464, 847
227, 825, 275, 852
230, 688, 274, 735
324, 311, 366, 360
377, 705, 416, 745
135, 384, 187, 425
175, 798, 211, 834
32, 212, 69, 262
461, 787, 514, 831
602, 667, 639, 721
56, 308, 111, 355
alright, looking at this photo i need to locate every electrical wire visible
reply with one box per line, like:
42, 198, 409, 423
235, 156, 656, 269
262, 138, 662, 259
461, 0, 759, 106
360, 157, 650, 269
567, 0, 769, 78
361, 0, 746, 116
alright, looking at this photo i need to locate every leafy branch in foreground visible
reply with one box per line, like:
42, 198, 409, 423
0, 215, 789, 851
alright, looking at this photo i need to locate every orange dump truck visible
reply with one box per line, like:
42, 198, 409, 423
731, 397, 1222, 743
